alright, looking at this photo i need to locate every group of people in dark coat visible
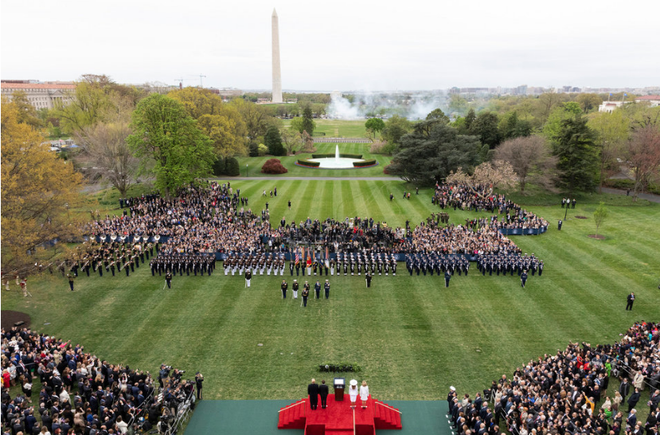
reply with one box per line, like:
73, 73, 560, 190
0, 326, 201, 435
150, 254, 215, 277
447, 321, 660, 435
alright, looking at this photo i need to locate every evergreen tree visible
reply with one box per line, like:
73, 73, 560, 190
471, 111, 501, 148
264, 126, 286, 156
464, 108, 477, 131
387, 120, 481, 185
552, 115, 598, 195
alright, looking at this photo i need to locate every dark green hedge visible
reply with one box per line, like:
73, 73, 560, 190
311, 153, 363, 159
353, 159, 377, 167
297, 159, 320, 167
318, 362, 362, 373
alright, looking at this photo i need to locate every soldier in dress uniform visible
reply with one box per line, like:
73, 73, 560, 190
281, 280, 288, 299
314, 281, 321, 299
521, 270, 528, 288
444, 271, 451, 288
165, 271, 173, 288
292, 280, 299, 299
245, 269, 252, 288
324, 280, 330, 299
302, 283, 310, 307
365, 272, 372, 288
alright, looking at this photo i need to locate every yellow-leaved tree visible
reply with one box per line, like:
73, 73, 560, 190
1, 98, 84, 276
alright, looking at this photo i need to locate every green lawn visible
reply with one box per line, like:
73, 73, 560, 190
282, 119, 368, 138
234, 143, 392, 178
2, 181, 659, 406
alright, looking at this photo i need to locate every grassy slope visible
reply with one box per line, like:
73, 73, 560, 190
234, 143, 392, 178
282, 119, 368, 138
2, 181, 659, 403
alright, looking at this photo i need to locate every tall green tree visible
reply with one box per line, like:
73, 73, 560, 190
470, 111, 501, 148
552, 115, 599, 195
264, 126, 286, 156
500, 111, 532, 140
381, 115, 413, 152
127, 94, 215, 197
387, 120, 481, 185
365, 118, 385, 141
301, 104, 315, 136
464, 108, 477, 131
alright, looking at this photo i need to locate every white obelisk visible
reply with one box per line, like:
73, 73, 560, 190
271, 9, 283, 103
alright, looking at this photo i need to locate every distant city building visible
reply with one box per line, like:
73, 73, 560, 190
207, 88, 243, 99
635, 95, 660, 107
1, 80, 76, 109
598, 101, 630, 113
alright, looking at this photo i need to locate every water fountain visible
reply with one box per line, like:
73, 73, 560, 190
302, 144, 375, 169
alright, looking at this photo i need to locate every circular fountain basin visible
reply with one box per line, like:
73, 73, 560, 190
306, 157, 364, 169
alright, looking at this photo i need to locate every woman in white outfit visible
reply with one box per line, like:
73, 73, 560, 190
360, 381, 369, 409
349, 379, 359, 409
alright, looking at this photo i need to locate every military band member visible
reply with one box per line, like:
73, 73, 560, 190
324, 280, 330, 299
165, 271, 173, 288
444, 271, 451, 288
67, 273, 75, 291
521, 270, 528, 288
365, 272, 372, 288
290, 260, 295, 276
245, 269, 252, 288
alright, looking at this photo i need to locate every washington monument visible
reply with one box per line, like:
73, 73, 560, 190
271, 8, 282, 103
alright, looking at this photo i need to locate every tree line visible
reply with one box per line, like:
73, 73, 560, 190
373, 102, 660, 199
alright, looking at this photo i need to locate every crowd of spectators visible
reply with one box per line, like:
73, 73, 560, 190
447, 322, 660, 435
60, 180, 551, 275
1, 327, 197, 435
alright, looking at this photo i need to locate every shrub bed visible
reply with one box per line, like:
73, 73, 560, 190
353, 159, 377, 167
296, 159, 320, 167
261, 158, 288, 174
318, 362, 362, 373
310, 153, 363, 159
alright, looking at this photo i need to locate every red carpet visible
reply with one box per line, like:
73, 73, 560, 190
278, 394, 402, 434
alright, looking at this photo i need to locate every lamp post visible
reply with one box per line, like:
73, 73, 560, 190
246, 164, 249, 177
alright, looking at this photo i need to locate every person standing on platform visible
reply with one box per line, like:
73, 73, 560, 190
324, 280, 330, 299
445, 271, 451, 288
302, 284, 309, 307
245, 269, 252, 288
521, 270, 528, 288
67, 273, 75, 292
349, 379, 359, 409
365, 272, 372, 288
360, 381, 370, 409
319, 380, 329, 409
626, 292, 635, 310
308, 379, 319, 410
281, 280, 288, 299
292, 280, 299, 299
165, 271, 173, 289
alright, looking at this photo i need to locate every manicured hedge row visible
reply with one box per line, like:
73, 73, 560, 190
353, 159, 377, 167
297, 159, 320, 167
311, 153, 363, 159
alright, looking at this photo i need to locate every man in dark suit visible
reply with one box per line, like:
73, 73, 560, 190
626, 292, 635, 310
627, 409, 637, 430
308, 379, 319, 410
620, 378, 631, 400
445, 271, 451, 288
319, 380, 329, 409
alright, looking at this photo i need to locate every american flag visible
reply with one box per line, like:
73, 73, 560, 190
295, 250, 300, 265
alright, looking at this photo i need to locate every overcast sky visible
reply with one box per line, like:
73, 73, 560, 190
2, 0, 659, 91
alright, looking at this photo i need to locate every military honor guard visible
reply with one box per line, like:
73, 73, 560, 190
314, 281, 321, 299
521, 270, 528, 288
292, 280, 299, 299
165, 271, 173, 289
324, 280, 330, 299
245, 269, 252, 288
302, 283, 310, 307
281, 280, 288, 299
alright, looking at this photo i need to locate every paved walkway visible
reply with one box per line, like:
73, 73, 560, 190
601, 187, 660, 204
210, 176, 399, 181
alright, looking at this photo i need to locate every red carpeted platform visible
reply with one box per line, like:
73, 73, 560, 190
278, 394, 402, 434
